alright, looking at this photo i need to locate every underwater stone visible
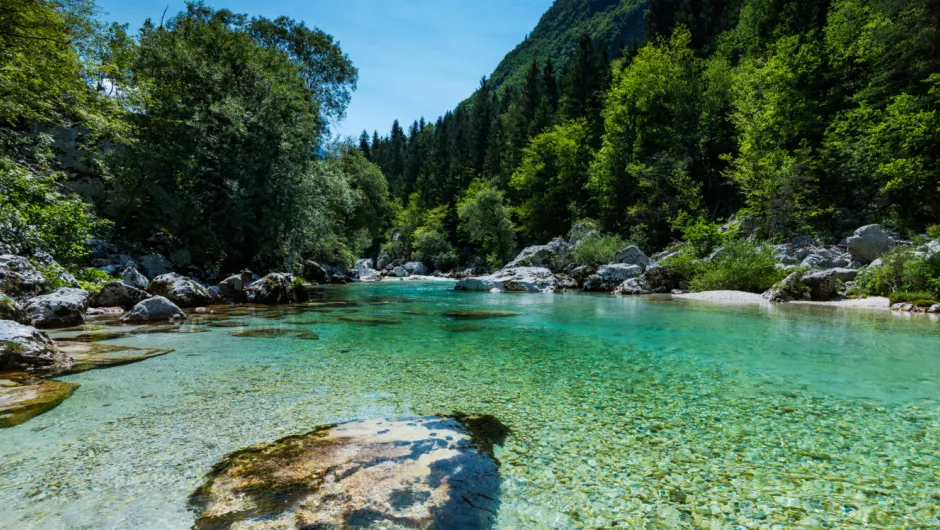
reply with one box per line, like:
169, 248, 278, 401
190, 415, 507, 529
0, 374, 79, 428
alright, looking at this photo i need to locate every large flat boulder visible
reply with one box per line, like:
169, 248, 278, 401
847, 225, 894, 264
583, 264, 643, 292
147, 273, 210, 307
24, 288, 89, 328
455, 266, 574, 293
0, 374, 80, 428
505, 238, 572, 272
89, 281, 151, 308
121, 296, 186, 322
0, 320, 71, 372
190, 415, 507, 529
403, 261, 427, 276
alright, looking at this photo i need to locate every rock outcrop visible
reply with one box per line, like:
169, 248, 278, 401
847, 224, 894, 264
455, 266, 575, 292
89, 282, 151, 308
403, 261, 427, 276
583, 264, 643, 292
121, 296, 187, 322
246, 273, 295, 304
355, 258, 380, 281
138, 253, 173, 279
218, 275, 245, 300
763, 272, 808, 303
24, 288, 89, 328
121, 267, 149, 290
0, 320, 71, 372
801, 270, 839, 301
505, 238, 572, 272
189, 415, 507, 529
0, 255, 46, 300
612, 245, 654, 271
147, 273, 210, 307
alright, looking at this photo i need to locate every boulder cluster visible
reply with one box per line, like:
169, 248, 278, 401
455, 224, 940, 309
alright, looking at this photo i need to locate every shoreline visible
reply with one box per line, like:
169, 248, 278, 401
672, 290, 892, 311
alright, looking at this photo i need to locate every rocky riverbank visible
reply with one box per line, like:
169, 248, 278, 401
452, 223, 940, 317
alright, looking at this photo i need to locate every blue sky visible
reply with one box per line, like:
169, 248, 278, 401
95, 0, 553, 139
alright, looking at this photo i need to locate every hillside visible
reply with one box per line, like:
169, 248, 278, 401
488, 0, 648, 90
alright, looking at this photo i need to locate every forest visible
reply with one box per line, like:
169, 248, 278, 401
2, 0, 939, 285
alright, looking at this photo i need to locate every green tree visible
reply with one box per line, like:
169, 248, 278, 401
109, 4, 356, 270
511, 119, 594, 241
589, 29, 704, 246
457, 181, 516, 267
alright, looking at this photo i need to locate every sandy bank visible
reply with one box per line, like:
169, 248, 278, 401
673, 290, 891, 310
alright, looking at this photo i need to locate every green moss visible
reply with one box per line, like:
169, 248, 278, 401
443, 310, 519, 320
231, 329, 294, 338
0, 376, 80, 428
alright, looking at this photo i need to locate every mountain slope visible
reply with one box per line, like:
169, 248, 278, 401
488, 0, 648, 90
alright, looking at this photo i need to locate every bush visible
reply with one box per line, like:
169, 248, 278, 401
854, 246, 940, 298
683, 217, 723, 257
888, 292, 938, 306
688, 239, 786, 293
75, 268, 118, 294
0, 161, 105, 266
571, 234, 629, 267
927, 224, 940, 240
412, 228, 455, 265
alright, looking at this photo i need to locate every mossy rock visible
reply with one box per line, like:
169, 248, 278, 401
57, 342, 173, 373
337, 315, 402, 326
205, 321, 245, 328
0, 374, 80, 428
189, 415, 506, 529
231, 328, 294, 339
446, 324, 486, 333
69, 332, 133, 343
295, 332, 320, 340
443, 310, 520, 320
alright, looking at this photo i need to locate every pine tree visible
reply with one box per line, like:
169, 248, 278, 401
470, 77, 494, 175
359, 130, 371, 159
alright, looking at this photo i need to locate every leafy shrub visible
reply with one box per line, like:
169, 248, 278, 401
0, 161, 105, 266
688, 239, 786, 293
572, 234, 629, 267
682, 217, 723, 257
412, 228, 455, 264
853, 246, 940, 298
888, 292, 938, 306
75, 268, 118, 294
927, 224, 940, 240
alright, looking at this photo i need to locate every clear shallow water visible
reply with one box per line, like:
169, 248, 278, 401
1, 281, 938, 529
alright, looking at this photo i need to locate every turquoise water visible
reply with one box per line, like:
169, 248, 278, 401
1, 281, 939, 528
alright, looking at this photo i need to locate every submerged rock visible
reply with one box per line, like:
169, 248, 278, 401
56, 342, 173, 373
443, 310, 519, 320
147, 273, 211, 307
0, 373, 80, 428
190, 415, 508, 530
121, 296, 187, 322
24, 288, 89, 328
455, 266, 572, 293
0, 320, 71, 372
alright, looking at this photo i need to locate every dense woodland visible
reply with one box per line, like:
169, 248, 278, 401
367, 0, 940, 270
2, 0, 939, 285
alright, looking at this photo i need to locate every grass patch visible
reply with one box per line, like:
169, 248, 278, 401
888, 292, 938, 306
